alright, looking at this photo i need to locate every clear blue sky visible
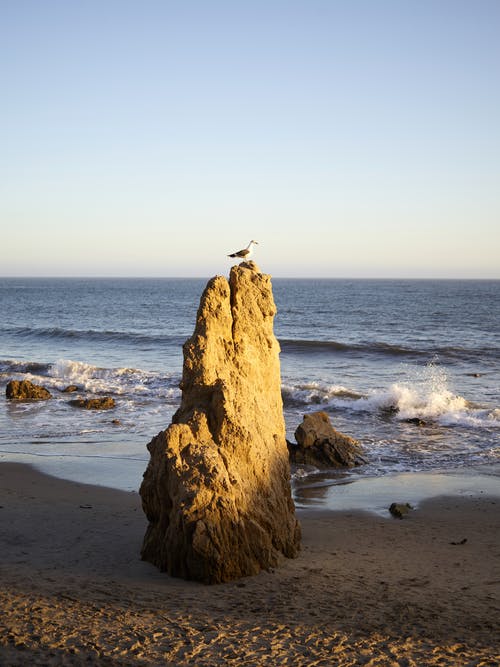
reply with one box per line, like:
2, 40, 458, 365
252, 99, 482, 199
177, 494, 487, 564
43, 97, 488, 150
2, 0, 499, 277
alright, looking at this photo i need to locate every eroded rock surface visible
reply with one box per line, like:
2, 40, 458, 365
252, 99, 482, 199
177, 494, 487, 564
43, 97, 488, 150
68, 397, 115, 410
6, 380, 52, 401
389, 503, 414, 519
289, 411, 365, 468
61, 385, 79, 393
140, 261, 300, 583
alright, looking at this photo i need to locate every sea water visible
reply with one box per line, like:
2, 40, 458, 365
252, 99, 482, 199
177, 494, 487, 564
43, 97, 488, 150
0, 277, 498, 498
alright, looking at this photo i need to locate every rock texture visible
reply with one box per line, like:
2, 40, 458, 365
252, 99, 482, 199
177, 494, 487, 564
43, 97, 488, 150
140, 261, 300, 584
6, 380, 52, 401
68, 397, 115, 410
389, 503, 414, 519
61, 385, 79, 393
288, 411, 365, 468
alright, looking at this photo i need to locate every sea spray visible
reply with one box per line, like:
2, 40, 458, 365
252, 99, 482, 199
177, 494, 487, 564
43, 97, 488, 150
282, 362, 499, 429
364, 363, 468, 419
14, 358, 182, 400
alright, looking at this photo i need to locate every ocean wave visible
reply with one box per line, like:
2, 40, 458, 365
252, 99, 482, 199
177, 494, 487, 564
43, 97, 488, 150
0, 359, 52, 375
2, 325, 186, 347
354, 365, 499, 428
50, 359, 181, 398
282, 382, 364, 407
4, 325, 495, 363
282, 366, 500, 429
279, 338, 497, 362
3, 356, 498, 432
2, 357, 181, 400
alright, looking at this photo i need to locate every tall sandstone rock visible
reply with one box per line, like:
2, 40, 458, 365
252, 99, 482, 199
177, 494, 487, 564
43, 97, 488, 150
140, 261, 301, 584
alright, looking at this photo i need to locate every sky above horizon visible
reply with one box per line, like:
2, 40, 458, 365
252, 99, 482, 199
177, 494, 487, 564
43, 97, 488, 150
2, 0, 499, 278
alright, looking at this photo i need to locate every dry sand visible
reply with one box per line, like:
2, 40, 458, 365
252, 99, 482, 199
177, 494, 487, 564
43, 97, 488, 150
0, 462, 498, 666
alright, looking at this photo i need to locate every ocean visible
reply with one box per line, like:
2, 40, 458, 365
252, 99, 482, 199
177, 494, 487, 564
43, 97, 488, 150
0, 277, 498, 503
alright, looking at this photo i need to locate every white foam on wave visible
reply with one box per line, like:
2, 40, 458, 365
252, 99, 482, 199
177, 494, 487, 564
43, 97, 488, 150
291, 465, 320, 480
282, 381, 363, 406
360, 364, 498, 428
50, 359, 145, 395
24, 358, 180, 399
283, 364, 499, 429
361, 380, 467, 418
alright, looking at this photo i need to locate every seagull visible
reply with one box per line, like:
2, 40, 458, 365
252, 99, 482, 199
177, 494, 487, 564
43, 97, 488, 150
227, 240, 259, 259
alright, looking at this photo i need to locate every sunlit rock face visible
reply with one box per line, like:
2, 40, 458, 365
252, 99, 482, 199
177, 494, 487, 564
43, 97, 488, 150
6, 380, 52, 400
140, 261, 301, 584
289, 411, 365, 469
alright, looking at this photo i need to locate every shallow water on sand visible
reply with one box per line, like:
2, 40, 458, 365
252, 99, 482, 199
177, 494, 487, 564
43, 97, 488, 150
293, 464, 500, 515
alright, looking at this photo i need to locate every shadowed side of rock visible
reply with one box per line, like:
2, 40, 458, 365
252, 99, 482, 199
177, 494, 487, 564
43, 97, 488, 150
288, 411, 365, 468
140, 261, 300, 584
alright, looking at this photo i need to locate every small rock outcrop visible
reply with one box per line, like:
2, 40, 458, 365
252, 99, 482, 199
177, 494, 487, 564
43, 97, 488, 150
288, 411, 365, 468
61, 385, 79, 393
140, 261, 301, 584
68, 397, 115, 410
404, 417, 427, 426
6, 380, 52, 400
389, 502, 414, 519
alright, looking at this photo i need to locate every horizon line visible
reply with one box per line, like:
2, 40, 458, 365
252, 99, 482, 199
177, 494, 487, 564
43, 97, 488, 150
1, 275, 499, 281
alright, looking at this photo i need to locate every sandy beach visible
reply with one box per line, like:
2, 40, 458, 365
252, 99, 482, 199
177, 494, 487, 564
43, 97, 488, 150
0, 462, 498, 666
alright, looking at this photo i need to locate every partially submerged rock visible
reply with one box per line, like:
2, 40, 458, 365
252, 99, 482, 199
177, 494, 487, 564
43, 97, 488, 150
389, 502, 414, 519
6, 380, 52, 401
288, 411, 365, 468
68, 397, 115, 410
404, 417, 427, 426
140, 261, 300, 584
61, 385, 79, 393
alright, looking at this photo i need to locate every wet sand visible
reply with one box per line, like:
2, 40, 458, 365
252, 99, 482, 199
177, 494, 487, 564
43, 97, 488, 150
293, 465, 500, 515
0, 462, 499, 666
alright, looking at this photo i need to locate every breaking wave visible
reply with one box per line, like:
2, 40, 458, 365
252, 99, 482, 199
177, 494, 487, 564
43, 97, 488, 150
282, 365, 499, 429
282, 382, 364, 407
1, 357, 181, 400
3, 356, 498, 430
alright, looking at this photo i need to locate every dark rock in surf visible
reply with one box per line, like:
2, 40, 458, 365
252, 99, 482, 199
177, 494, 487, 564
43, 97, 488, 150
289, 411, 365, 468
61, 385, 79, 393
6, 380, 52, 401
404, 417, 427, 426
69, 397, 115, 410
382, 405, 399, 415
389, 502, 413, 519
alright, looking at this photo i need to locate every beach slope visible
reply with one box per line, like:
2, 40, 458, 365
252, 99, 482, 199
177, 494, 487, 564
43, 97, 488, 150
0, 463, 498, 665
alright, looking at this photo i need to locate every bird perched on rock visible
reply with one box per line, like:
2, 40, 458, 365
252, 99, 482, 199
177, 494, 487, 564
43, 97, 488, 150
228, 240, 258, 259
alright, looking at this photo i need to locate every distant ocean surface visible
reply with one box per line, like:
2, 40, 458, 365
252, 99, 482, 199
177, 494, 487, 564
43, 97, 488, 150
0, 277, 498, 495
